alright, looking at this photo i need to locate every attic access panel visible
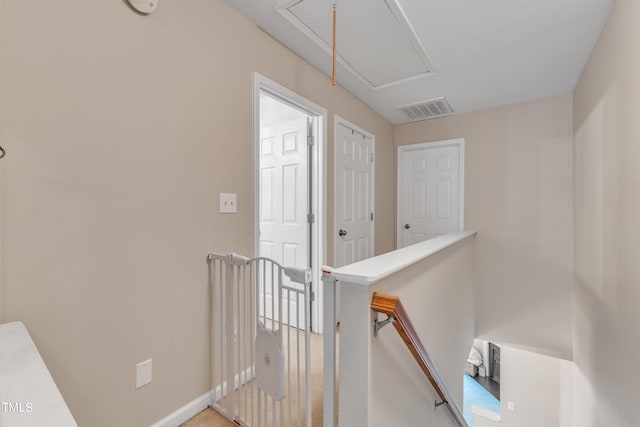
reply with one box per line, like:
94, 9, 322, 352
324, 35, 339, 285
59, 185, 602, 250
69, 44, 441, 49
278, 0, 437, 89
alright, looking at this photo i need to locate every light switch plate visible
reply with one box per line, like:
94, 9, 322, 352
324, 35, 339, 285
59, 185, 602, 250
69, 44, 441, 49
136, 359, 152, 389
220, 193, 237, 213
508, 401, 515, 411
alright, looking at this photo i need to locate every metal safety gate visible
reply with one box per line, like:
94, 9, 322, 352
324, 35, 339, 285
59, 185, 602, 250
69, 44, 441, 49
207, 252, 312, 427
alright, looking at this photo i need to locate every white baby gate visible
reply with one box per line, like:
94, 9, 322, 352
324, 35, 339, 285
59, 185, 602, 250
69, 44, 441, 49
207, 252, 312, 427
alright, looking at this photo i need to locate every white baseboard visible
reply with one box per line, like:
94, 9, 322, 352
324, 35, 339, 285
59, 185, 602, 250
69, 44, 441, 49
149, 367, 254, 427
149, 391, 212, 427
472, 405, 501, 422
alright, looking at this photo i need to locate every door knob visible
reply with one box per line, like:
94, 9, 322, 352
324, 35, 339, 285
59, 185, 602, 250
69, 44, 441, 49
404, 224, 411, 229
338, 229, 347, 237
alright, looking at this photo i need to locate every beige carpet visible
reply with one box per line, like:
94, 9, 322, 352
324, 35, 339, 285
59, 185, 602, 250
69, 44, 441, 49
180, 409, 234, 427
182, 329, 337, 427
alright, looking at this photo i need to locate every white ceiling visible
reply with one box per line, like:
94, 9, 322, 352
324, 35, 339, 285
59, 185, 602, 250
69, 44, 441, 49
226, 0, 613, 124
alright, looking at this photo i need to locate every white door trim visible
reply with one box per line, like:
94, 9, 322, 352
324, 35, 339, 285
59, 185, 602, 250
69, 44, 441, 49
396, 138, 465, 249
333, 115, 375, 266
253, 72, 327, 334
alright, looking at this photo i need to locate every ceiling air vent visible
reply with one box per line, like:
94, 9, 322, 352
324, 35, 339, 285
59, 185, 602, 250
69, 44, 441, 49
396, 97, 454, 122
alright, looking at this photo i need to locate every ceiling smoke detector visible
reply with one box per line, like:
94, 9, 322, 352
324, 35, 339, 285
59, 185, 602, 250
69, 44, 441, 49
396, 97, 454, 122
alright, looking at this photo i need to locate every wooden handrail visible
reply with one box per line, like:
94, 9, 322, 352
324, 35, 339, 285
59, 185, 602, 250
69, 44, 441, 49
371, 292, 468, 427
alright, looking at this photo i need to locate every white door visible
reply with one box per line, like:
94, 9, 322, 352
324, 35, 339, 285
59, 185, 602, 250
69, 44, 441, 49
397, 140, 463, 249
334, 121, 374, 267
259, 117, 309, 328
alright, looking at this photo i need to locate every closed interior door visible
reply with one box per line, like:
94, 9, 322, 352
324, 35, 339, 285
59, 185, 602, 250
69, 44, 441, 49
334, 121, 374, 324
259, 116, 309, 328
398, 141, 463, 248
335, 122, 374, 267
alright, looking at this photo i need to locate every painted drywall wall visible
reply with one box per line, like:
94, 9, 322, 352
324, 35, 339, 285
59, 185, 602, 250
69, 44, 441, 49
395, 95, 574, 359
572, 0, 640, 424
0, 0, 394, 425
367, 237, 475, 427
500, 346, 572, 427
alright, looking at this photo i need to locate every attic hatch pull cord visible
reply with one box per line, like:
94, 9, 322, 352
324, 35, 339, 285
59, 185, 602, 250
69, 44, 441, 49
332, 3, 337, 86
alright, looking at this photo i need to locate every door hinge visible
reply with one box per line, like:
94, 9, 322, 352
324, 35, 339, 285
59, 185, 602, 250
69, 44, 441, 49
311, 291, 316, 302
307, 118, 314, 146
371, 212, 374, 221
307, 213, 315, 224
370, 152, 374, 163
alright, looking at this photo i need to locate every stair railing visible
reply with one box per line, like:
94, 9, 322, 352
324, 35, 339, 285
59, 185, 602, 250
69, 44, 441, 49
371, 292, 468, 427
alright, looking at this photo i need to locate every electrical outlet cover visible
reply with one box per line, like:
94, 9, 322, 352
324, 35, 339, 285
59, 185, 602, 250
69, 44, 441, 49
136, 359, 152, 389
220, 193, 237, 213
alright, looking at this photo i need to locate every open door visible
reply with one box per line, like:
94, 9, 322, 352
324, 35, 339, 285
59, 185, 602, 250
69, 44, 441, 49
254, 76, 327, 333
259, 113, 310, 328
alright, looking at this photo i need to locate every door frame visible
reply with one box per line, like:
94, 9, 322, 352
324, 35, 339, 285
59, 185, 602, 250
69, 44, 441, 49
253, 73, 327, 334
396, 138, 465, 249
333, 115, 375, 266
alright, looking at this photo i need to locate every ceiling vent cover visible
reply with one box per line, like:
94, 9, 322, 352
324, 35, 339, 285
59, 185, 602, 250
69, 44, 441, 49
396, 97, 454, 121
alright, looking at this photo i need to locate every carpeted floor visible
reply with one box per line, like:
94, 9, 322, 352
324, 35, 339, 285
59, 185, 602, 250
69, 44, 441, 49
463, 374, 500, 427
181, 409, 234, 427
182, 329, 335, 427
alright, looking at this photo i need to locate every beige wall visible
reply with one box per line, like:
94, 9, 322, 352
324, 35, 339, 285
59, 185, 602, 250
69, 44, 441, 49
500, 346, 572, 427
395, 95, 574, 359
338, 236, 475, 427
572, 0, 640, 425
369, 238, 475, 427
0, 0, 393, 426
